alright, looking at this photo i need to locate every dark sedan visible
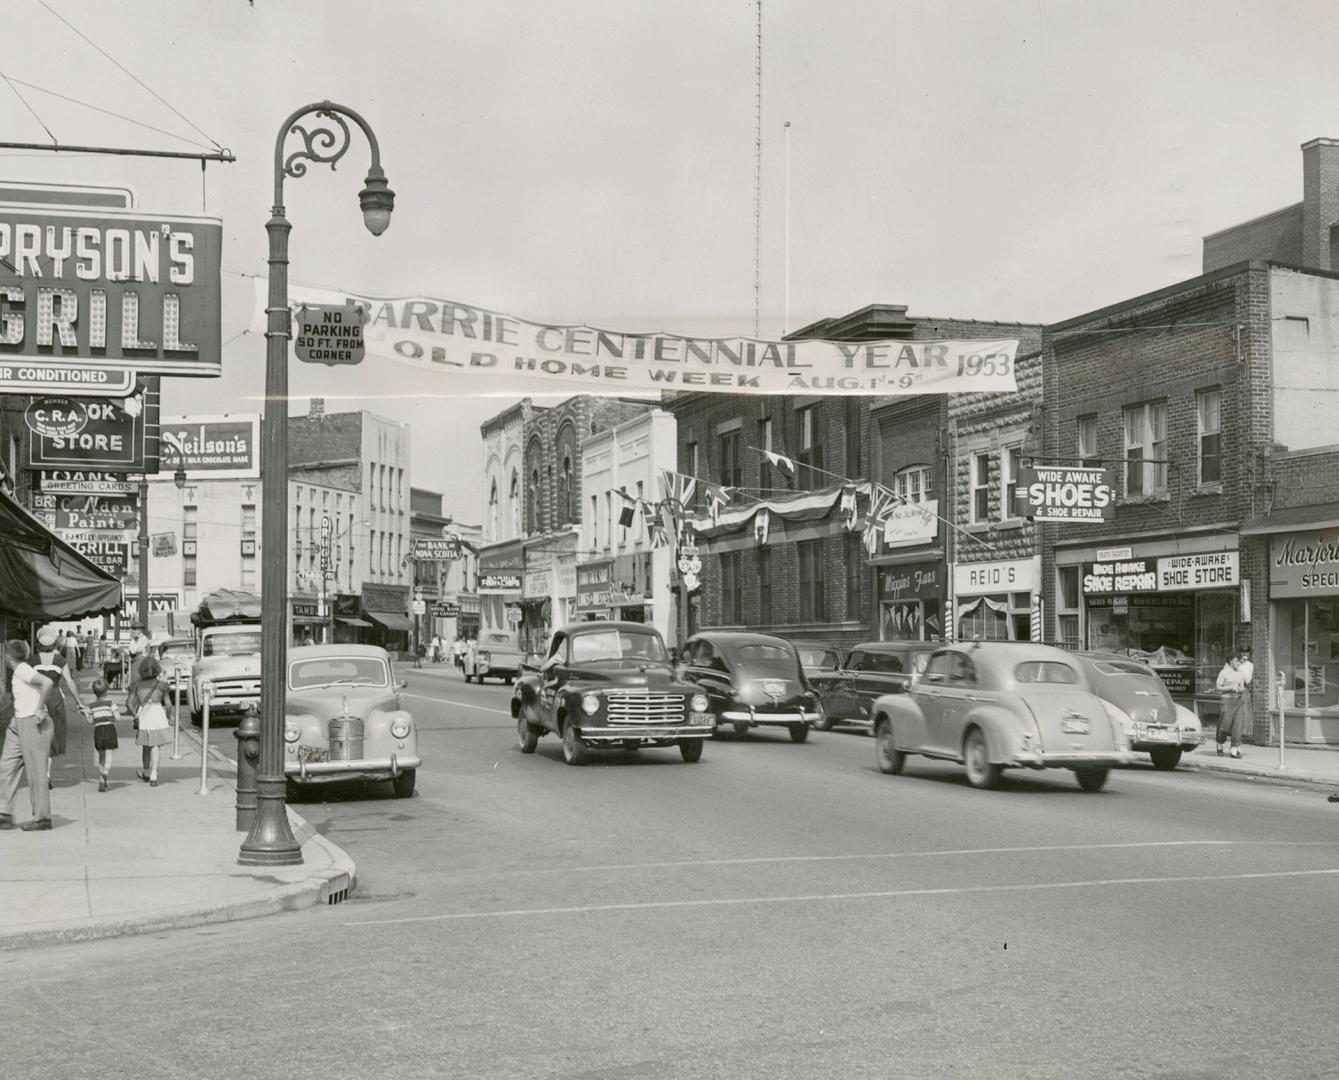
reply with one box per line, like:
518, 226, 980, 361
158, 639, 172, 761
678, 632, 823, 742
810, 640, 937, 731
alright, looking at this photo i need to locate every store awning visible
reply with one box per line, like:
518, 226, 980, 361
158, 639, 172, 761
335, 616, 374, 628
366, 611, 414, 633
0, 488, 122, 621
1240, 501, 1339, 535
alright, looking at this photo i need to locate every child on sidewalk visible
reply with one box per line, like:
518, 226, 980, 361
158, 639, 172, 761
86, 679, 119, 792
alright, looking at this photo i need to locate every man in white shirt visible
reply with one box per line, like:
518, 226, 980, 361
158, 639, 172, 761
0, 640, 55, 830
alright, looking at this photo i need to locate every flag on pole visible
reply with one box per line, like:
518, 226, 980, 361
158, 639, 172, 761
840, 485, 859, 531
660, 469, 697, 509
763, 450, 796, 476
753, 507, 770, 545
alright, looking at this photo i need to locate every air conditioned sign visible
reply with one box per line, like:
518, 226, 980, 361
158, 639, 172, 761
0, 204, 222, 383
1017, 465, 1114, 522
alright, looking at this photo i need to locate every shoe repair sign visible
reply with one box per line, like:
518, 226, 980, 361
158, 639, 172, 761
1015, 465, 1115, 522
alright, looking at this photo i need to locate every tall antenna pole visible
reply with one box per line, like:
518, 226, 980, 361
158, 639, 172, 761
753, 0, 763, 340
784, 119, 791, 337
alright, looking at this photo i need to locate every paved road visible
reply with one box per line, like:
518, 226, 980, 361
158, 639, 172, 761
6, 665, 1339, 1079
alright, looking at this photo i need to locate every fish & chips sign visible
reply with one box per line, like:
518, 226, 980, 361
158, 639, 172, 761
1017, 465, 1114, 522
0, 202, 222, 392
259, 283, 1021, 397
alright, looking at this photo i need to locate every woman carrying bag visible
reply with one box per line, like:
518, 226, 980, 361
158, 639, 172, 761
125, 656, 173, 786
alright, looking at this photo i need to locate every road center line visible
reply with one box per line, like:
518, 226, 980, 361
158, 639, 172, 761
401, 691, 511, 716
344, 867, 1339, 927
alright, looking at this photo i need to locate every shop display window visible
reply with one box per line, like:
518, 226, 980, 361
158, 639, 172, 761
1273, 599, 1339, 711
958, 592, 1032, 641
1084, 591, 1237, 697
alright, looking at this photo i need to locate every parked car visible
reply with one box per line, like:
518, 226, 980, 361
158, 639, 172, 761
1071, 651, 1203, 770
465, 630, 525, 684
155, 636, 196, 703
283, 644, 420, 798
513, 621, 714, 765
679, 631, 824, 742
870, 642, 1132, 790
791, 639, 844, 677
810, 640, 936, 731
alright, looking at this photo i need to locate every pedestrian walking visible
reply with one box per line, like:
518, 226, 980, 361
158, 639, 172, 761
431, 634, 442, 664
86, 679, 119, 792
454, 636, 466, 672
63, 630, 79, 673
0, 640, 56, 831
125, 656, 173, 786
1215, 651, 1249, 758
35, 629, 88, 791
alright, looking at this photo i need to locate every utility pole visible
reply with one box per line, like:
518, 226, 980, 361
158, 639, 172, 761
137, 476, 149, 635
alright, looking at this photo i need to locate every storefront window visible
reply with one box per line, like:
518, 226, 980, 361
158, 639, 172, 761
1274, 599, 1339, 711
1084, 592, 1236, 697
958, 593, 1032, 641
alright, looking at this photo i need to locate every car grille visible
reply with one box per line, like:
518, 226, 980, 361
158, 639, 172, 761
212, 679, 260, 696
329, 717, 365, 761
605, 691, 686, 724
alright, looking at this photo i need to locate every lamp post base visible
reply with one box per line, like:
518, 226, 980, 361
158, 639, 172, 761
237, 780, 303, 866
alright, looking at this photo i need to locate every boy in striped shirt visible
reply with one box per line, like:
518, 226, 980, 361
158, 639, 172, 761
86, 679, 119, 792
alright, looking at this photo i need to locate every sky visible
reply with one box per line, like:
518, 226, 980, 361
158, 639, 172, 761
4, 0, 1339, 523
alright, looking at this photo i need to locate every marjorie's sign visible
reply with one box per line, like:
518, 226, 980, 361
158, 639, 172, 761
0, 204, 222, 378
1083, 551, 1239, 595
1017, 465, 1114, 522
1271, 530, 1339, 598
25, 393, 151, 471
159, 415, 259, 477
260, 283, 1021, 397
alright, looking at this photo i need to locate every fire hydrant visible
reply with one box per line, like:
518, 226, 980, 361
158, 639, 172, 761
234, 705, 261, 832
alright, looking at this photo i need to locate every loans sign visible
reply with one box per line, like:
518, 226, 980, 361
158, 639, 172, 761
256, 282, 1021, 396
0, 203, 222, 382
1017, 465, 1114, 522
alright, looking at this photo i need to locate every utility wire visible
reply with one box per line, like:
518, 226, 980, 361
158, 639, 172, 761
0, 68, 56, 143
35, 0, 223, 150
5, 77, 216, 151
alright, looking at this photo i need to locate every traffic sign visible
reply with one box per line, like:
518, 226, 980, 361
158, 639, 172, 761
294, 304, 366, 367
412, 599, 426, 615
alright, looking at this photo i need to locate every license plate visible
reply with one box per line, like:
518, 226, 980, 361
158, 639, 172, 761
1061, 718, 1091, 735
298, 745, 329, 764
1143, 728, 1174, 741
762, 680, 786, 696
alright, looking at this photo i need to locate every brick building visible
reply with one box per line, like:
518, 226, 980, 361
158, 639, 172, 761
667, 304, 1041, 652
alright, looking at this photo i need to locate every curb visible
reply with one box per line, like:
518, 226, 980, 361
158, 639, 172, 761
1178, 756, 1339, 790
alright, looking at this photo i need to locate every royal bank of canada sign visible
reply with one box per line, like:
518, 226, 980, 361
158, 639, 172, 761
0, 202, 222, 395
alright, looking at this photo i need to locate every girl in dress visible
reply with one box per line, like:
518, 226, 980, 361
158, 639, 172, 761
126, 656, 172, 786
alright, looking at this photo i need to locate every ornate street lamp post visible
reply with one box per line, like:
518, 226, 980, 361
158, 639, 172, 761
240, 102, 394, 867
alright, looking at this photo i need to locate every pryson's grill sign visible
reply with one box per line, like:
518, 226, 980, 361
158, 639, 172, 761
1271, 529, 1339, 598
0, 204, 222, 382
159, 415, 259, 478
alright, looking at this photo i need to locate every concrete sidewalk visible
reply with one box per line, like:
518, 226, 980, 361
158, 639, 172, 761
0, 680, 355, 951
1176, 739, 1339, 790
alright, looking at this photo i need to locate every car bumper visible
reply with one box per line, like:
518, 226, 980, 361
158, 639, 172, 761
1013, 750, 1135, 768
721, 708, 823, 726
579, 723, 714, 742
199, 696, 259, 713
1130, 726, 1199, 751
285, 753, 422, 780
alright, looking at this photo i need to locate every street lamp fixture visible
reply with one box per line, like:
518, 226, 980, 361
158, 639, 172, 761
241, 102, 393, 869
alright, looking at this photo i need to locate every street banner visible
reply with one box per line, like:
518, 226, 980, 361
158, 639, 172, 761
159, 414, 260, 478
25, 390, 156, 472
38, 470, 137, 494
255, 281, 1021, 397
0, 203, 222, 385
1016, 465, 1115, 522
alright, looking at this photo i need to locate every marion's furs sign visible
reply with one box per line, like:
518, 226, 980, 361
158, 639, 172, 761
1016, 465, 1114, 522
254, 282, 1021, 397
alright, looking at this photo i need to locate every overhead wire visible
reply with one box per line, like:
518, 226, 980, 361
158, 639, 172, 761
34, 0, 223, 151
0, 68, 57, 143
4, 77, 217, 152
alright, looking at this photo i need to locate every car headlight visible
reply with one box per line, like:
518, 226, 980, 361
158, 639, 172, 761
390, 717, 411, 739
690, 694, 709, 713
284, 722, 300, 743
581, 694, 601, 715
478, 650, 491, 665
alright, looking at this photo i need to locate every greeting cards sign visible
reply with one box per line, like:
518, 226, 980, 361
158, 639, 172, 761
258, 282, 1021, 397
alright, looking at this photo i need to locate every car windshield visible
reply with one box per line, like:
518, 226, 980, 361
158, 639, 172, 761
160, 642, 193, 657
202, 632, 262, 657
737, 643, 800, 676
796, 646, 840, 670
570, 629, 668, 664
289, 657, 389, 689
1015, 661, 1081, 684
481, 633, 512, 647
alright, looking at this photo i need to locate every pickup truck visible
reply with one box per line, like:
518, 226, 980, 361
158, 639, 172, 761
188, 589, 263, 723
464, 630, 526, 684
512, 620, 715, 765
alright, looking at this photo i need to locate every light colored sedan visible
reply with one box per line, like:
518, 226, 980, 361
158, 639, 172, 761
871, 642, 1132, 791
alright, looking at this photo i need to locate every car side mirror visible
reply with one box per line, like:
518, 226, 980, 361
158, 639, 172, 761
540, 655, 560, 673
395, 679, 408, 690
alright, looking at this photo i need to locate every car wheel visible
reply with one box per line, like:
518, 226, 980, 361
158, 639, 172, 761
679, 738, 704, 763
963, 728, 1001, 790
1150, 747, 1182, 771
1074, 766, 1110, 792
788, 723, 809, 743
875, 718, 906, 775
561, 720, 588, 766
732, 721, 750, 738
516, 712, 540, 754
392, 769, 417, 798
814, 712, 834, 732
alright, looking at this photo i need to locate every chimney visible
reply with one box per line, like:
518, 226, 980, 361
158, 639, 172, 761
309, 397, 325, 419
1301, 138, 1339, 270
